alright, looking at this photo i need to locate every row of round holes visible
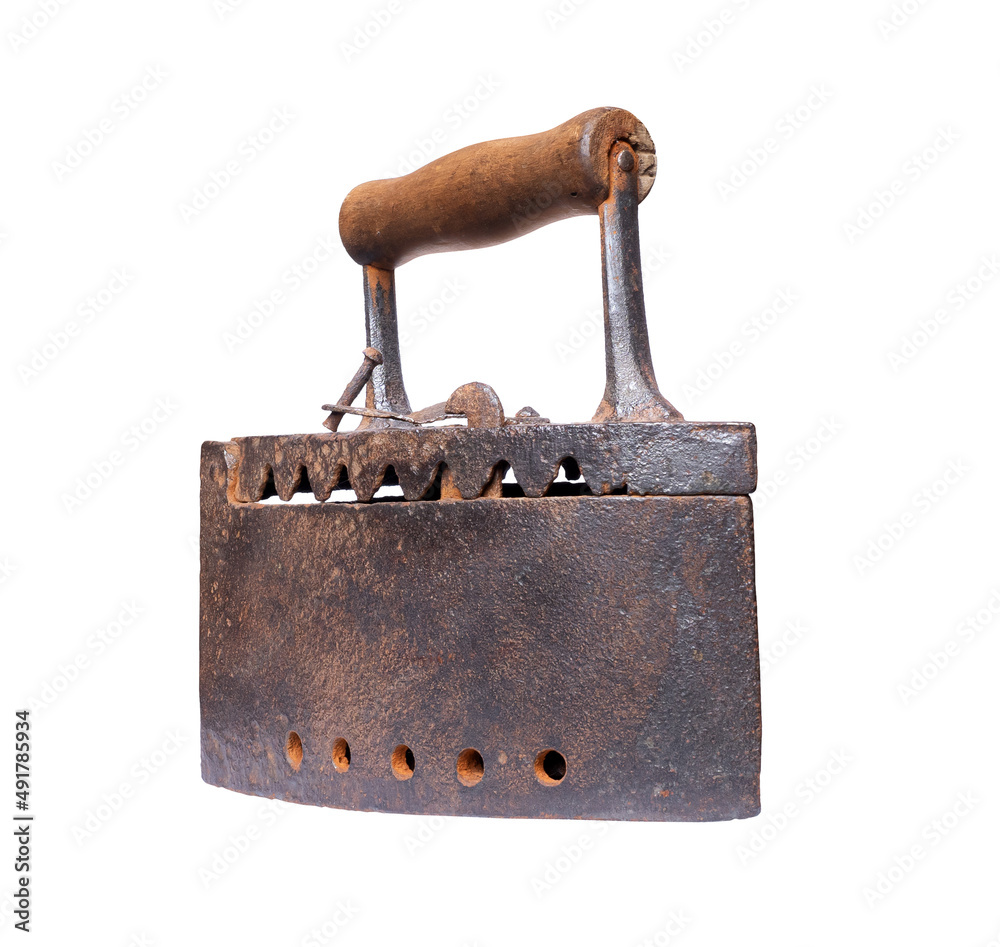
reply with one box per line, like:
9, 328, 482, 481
285, 732, 567, 786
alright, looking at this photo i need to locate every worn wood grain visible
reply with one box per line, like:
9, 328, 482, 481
339, 107, 656, 268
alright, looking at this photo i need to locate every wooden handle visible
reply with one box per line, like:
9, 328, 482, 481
338, 107, 656, 269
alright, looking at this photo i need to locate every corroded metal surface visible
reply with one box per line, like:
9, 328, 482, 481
200, 105, 762, 822
322, 347, 382, 432
593, 141, 680, 422
227, 422, 756, 503
200, 442, 760, 821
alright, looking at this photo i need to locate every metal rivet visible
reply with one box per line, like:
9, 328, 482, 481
616, 148, 635, 172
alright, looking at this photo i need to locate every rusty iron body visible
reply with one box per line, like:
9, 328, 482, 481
200, 107, 761, 821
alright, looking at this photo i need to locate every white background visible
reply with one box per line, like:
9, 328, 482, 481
3, 0, 999, 944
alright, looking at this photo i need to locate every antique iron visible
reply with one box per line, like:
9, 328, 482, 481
200, 107, 761, 821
